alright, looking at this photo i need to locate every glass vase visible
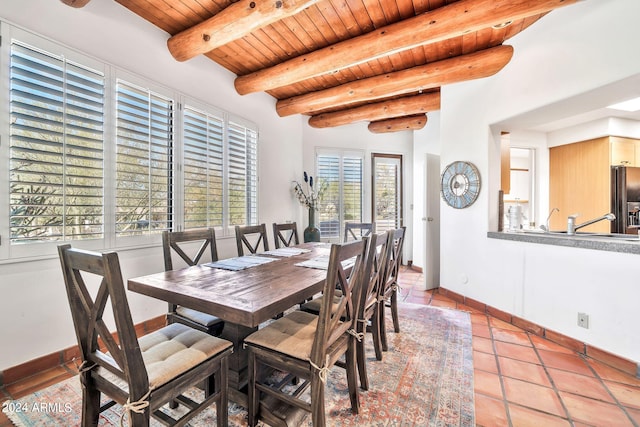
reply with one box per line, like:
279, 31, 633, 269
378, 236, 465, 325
304, 207, 321, 242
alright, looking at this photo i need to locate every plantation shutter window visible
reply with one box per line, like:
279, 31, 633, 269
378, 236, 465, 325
115, 81, 173, 237
183, 106, 224, 229
227, 120, 258, 227
316, 152, 363, 239
9, 41, 105, 244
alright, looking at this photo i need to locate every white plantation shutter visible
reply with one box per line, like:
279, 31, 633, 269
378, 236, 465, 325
183, 106, 224, 228
343, 156, 363, 224
316, 152, 363, 239
228, 120, 258, 226
317, 154, 341, 238
9, 41, 105, 243
115, 81, 173, 237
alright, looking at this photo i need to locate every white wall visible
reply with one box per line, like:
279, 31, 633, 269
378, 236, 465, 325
440, 0, 640, 362
0, 0, 303, 370
301, 122, 414, 261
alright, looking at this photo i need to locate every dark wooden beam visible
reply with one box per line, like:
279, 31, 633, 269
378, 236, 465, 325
308, 92, 440, 128
368, 115, 428, 133
167, 0, 321, 62
235, 0, 577, 94
276, 45, 513, 117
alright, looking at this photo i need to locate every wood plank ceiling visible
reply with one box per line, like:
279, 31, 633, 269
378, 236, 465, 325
67, 0, 579, 132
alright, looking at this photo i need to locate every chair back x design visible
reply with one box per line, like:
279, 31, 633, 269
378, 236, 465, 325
272, 222, 300, 249
245, 238, 369, 426
162, 228, 224, 336
58, 244, 232, 427
235, 224, 269, 256
344, 222, 374, 242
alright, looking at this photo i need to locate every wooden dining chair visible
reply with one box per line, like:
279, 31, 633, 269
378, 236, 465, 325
272, 222, 300, 248
344, 222, 374, 242
244, 239, 369, 426
58, 244, 233, 427
235, 224, 269, 256
300, 232, 390, 389
380, 226, 407, 352
162, 228, 224, 337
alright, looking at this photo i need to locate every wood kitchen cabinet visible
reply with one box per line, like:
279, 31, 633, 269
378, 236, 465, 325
549, 136, 640, 232
610, 137, 637, 166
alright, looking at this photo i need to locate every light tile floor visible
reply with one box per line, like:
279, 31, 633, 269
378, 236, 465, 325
1, 267, 639, 426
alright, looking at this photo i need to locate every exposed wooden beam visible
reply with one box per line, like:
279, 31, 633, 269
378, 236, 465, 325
368, 115, 428, 133
235, 0, 577, 94
276, 45, 513, 117
308, 92, 440, 128
59, 0, 91, 7
167, 0, 321, 62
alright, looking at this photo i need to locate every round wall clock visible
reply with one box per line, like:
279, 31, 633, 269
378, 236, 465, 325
440, 161, 481, 209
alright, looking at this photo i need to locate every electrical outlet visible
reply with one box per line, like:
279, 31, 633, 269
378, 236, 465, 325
577, 312, 589, 329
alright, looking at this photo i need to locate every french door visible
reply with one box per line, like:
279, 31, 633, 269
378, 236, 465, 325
372, 154, 403, 232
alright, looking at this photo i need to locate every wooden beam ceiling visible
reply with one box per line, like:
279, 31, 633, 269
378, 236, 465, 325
95, 0, 582, 131
308, 92, 440, 128
167, 0, 322, 62
276, 45, 513, 117
234, 0, 577, 95
368, 115, 428, 133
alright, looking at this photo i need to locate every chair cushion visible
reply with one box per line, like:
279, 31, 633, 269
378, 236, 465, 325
175, 306, 223, 327
244, 311, 318, 361
140, 323, 232, 389
300, 294, 341, 315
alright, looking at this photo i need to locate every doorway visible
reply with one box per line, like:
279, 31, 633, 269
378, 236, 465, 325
372, 154, 403, 233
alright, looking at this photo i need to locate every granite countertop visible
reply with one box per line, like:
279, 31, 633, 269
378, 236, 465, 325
487, 230, 640, 255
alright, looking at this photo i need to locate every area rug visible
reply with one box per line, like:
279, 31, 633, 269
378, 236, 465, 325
5, 303, 474, 426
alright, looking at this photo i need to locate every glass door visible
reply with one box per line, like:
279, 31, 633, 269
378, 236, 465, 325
372, 154, 403, 232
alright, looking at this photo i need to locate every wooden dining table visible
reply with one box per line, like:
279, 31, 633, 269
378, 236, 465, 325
127, 241, 331, 402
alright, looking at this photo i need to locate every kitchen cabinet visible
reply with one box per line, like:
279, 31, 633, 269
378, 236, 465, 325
549, 136, 640, 232
610, 137, 636, 166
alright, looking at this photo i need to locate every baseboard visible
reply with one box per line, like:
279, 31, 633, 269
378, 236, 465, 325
0, 315, 166, 387
438, 287, 640, 379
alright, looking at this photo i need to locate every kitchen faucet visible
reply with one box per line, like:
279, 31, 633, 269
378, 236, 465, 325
566, 213, 615, 235
540, 207, 559, 232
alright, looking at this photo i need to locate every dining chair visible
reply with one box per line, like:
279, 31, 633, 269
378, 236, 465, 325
58, 244, 233, 427
244, 238, 369, 426
162, 228, 225, 337
235, 224, 270, 256
344, 222, 374, 242
272, 222, 300, 248
380, 226, 407, 352
300, 232, 390, 389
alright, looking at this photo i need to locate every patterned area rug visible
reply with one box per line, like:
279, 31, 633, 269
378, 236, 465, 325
5, 303, 474, 426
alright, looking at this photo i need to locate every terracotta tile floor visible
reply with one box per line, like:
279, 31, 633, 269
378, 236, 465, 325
2, 267, 639, 426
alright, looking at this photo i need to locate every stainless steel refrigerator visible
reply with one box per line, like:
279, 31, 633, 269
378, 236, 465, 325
611, 165, 640, 234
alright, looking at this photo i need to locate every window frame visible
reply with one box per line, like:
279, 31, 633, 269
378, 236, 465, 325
315, 148, 365, 241
0, 22, 260, 261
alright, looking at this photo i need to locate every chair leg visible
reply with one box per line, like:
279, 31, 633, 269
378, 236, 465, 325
356, 320, 369, 390
80, 373, 100, 427
380, 301, 389, 352
248, 350, 260, 427
345, 339, 360, 415
372, 306, 383, 361
217, 356, 229, 427
391, 287, 400, 333
310, 372, 326, 426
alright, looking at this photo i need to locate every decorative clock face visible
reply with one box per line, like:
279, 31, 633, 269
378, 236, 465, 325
441, 161, 481, 209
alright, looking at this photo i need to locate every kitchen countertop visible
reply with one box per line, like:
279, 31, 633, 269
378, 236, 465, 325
487, 230, 640, 255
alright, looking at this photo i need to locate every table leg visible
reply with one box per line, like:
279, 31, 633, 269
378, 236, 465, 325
219, 322, 257, 393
